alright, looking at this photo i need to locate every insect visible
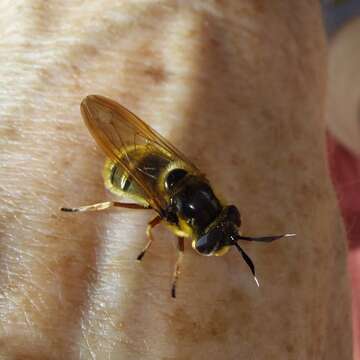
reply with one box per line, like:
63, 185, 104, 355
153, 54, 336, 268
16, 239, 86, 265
61, 95, 295, 298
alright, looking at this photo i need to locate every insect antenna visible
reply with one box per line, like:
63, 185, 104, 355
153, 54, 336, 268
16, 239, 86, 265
236, 233, 296, 242
233, 233, 295, 286
233, 242, 260, 287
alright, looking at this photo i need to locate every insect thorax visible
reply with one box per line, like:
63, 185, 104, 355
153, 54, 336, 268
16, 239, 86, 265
166, 175, 224, 239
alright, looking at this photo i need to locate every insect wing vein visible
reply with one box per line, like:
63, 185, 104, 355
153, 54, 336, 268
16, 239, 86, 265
80, 95, 201, 212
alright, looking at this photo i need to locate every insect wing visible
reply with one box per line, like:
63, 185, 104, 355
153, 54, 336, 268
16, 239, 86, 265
80, 95, 200, 212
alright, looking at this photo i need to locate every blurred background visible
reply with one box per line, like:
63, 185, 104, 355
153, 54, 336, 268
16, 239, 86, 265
322, 0, 360, 358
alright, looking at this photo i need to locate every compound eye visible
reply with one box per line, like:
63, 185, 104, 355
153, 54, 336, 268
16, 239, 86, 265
165, 168, 188, 191
195, 230, 220, 255
225, 205, 241, 227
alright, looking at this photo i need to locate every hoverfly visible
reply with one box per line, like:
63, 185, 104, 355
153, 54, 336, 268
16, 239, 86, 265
62, 95, 294, 298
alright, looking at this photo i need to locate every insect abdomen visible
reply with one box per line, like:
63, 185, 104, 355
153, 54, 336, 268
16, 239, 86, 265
103, 146, 171, 205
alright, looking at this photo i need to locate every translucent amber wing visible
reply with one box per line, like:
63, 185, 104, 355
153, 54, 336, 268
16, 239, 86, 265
81, 95, 200, 212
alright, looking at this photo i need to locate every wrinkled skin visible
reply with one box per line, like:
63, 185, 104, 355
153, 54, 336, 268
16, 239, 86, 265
0, 1, 352, 359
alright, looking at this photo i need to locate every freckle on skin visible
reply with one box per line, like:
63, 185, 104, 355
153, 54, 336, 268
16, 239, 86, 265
253, 0, 265, 14
286, 343, 294, 353
2, 128, 19, 141
82, 45, 98, 57
143, 65, 167, 83
71, 64, 80, 76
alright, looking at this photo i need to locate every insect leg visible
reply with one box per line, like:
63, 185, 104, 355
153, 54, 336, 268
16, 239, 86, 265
61, 201, 151, 212
136, 215, 162, 260
171, 237, 185, 299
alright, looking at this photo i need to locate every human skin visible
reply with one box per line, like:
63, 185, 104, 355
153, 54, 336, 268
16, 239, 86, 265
0, 1, 352, 359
